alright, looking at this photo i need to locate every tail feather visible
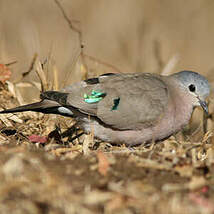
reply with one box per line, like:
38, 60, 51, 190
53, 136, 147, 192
0, 100, 61, 114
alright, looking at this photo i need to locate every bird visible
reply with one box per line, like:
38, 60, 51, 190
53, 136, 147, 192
0, 70, 210, 145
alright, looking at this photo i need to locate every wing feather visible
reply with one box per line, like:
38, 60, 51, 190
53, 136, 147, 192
63, 73, 169, 130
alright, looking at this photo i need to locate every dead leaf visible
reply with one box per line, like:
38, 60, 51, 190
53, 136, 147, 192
97, 151, 109, 176
28, 134, 47, 143
0, 64, 12, 83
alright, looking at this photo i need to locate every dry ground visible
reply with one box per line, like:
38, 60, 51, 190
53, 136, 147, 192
0, 76, 214, 214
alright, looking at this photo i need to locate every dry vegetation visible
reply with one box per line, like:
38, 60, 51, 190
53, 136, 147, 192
0, 81, 214, 214
0, 0, 214, 213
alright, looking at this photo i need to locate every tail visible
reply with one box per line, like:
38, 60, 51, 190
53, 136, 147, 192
0, 90, 78, 117
0, 99, 77, 117
0, 100, 62, 114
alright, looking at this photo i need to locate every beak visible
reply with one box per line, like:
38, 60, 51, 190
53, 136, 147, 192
198, 97, 209, 115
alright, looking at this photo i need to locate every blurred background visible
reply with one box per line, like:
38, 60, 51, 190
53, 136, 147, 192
1, 0, 214, 101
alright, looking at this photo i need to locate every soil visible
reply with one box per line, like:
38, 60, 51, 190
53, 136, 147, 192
0, 83, 214, 214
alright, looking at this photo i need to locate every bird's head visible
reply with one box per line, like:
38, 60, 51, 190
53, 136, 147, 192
171, 70, 210, 114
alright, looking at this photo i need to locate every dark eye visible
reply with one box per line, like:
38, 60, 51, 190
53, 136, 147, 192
188, 84, 196, 92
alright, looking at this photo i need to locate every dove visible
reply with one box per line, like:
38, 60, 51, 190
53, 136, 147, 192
0, 71, 210, 145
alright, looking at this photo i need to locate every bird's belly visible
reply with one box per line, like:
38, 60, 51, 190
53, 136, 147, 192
79, 103, 192, 145
79, 117, 183, 145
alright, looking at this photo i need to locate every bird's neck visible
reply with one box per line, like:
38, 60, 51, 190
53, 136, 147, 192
165, 77, 194, 131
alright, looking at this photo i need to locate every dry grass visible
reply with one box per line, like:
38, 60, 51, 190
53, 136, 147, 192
0, 73, 214, 213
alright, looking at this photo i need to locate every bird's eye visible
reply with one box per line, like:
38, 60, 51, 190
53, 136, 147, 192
188, 84, 196, 92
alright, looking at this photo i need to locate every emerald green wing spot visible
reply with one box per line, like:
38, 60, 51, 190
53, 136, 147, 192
91, 90, 104, 96
84, 90, 106, 104
111, 97, 120, 110
84, 97, 103, 103
84, 94, 88, 99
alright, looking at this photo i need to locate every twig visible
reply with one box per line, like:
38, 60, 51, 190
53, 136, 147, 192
53, 0, 88, 75
153, 40, 164, 72
35, 60, 48, 92
161, 54, 180, 76
22, 53, 38, 78
63, 48, 81, 87
53, 0, 82, 37
13, 54, 38, 84
83, 53, 121, 73
5, 61, 18, 67
53, 0, 121, 81
53, 65, 59, 90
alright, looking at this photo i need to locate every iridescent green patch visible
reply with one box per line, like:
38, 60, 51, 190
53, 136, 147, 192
84, 90, 106, 103
111, 97, 120, 110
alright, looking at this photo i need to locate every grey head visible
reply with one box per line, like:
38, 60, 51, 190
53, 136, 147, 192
171, 70, 210, 114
